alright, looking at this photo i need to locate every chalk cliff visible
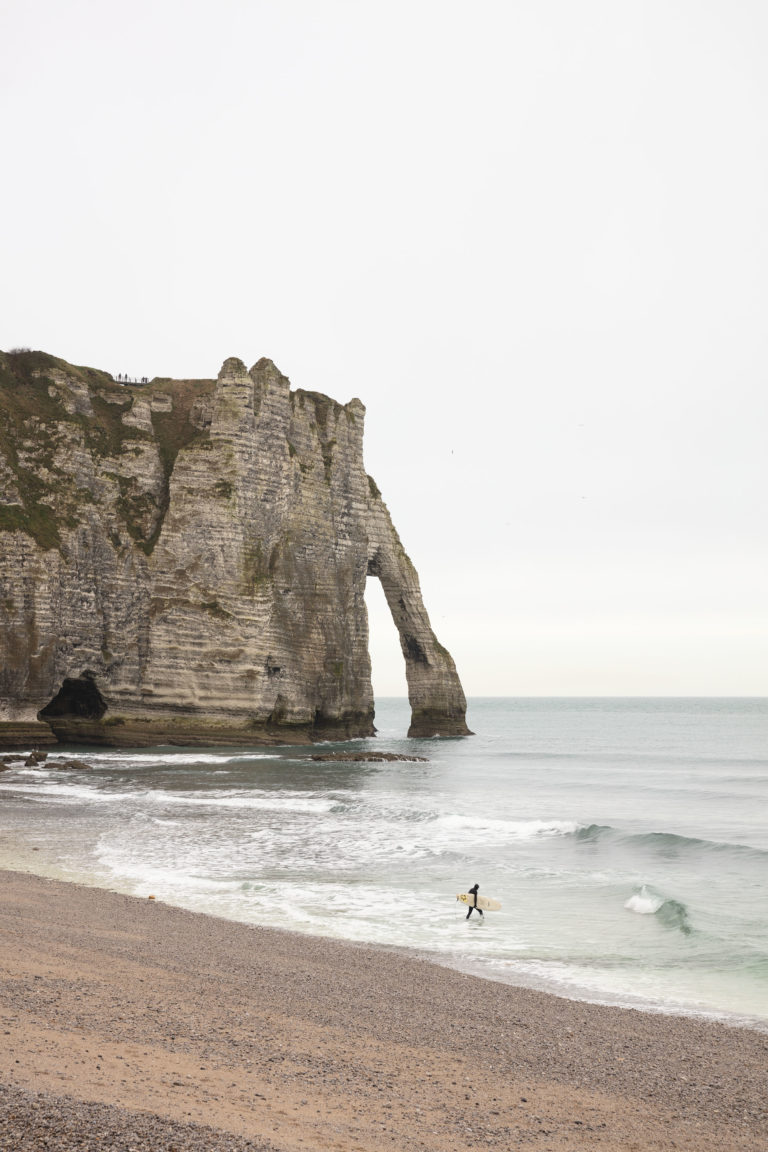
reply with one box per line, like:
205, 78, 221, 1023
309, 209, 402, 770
0, 350, 470, 746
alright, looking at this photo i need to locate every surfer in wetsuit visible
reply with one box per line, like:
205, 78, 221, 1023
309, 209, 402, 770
466, 882, 483, 919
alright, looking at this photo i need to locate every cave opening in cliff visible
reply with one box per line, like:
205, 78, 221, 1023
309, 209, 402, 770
365, 575, 407, 698
38, 675, 108, 721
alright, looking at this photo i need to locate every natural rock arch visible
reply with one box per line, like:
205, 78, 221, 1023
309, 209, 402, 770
0, 350, 471, 747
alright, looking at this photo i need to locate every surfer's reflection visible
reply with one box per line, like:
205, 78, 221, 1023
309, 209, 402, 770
466, 883, 484, 919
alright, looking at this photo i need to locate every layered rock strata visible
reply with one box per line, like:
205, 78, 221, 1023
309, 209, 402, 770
0, 350, 470, 746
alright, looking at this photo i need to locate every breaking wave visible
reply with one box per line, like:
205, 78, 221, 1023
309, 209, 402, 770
625, 886, 693, 935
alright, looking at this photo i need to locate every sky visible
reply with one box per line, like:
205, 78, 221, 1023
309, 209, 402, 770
3, 0, 766, 696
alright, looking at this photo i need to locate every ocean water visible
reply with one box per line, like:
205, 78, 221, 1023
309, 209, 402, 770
1, 698, 767, 1030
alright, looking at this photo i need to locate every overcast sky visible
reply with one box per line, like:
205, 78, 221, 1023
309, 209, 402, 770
3, 1, 766, 696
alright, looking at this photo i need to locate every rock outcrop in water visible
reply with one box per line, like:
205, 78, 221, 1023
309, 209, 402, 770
0, 350, 470, 747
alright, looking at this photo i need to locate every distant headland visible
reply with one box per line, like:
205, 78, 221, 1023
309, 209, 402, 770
0, 349, 470, 748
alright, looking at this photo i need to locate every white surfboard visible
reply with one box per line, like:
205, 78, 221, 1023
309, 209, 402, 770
456, 893, 502, 911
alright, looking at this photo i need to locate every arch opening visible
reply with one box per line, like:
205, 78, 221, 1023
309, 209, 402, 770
364, 574, 408, 699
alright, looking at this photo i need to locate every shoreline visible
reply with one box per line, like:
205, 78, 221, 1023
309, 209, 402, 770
1, 869, 767, 1150
431, 949, 768, 1037
4, 838, 766, 1037
2, 826, 767, 1037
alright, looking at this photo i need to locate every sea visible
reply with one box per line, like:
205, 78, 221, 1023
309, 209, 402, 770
1, 697, 767, 1030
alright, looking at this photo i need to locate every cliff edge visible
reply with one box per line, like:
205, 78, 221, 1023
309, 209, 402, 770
0, 350, 470, 746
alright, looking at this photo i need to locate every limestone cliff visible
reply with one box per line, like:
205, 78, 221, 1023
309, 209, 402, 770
0, 350, 470, 746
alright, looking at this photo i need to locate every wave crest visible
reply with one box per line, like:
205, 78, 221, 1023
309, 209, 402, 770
573, 823, 768, 862
625, 886, 693, 935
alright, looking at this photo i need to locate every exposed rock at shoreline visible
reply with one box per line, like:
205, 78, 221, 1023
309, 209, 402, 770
0, 350, 470, 749
0, 722, 57, 750
55, 758, 93, 772
309, 751, 428, 762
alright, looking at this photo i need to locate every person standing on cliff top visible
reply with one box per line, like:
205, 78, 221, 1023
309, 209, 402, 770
466, 882, 483, 919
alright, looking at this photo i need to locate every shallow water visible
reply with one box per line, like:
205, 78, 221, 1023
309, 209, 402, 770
1, 697, 766, 1028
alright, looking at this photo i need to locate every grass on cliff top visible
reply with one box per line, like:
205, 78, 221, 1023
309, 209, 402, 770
0, 349, 215, 553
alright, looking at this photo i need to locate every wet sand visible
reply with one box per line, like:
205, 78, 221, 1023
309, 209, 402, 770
1, 870, 766, 1150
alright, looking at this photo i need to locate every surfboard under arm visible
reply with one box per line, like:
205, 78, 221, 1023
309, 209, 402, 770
456, 893, 502, 911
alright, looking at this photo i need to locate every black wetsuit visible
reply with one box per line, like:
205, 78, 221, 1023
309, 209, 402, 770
466, 883, 483, 919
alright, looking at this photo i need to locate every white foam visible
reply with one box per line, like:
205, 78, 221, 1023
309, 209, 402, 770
95, 854, 244, 895
147, 789, 337, 814
0, 781, 138, 804
624, 885, 663, 915
435, 814, 580, 839
45, 751, 277, 769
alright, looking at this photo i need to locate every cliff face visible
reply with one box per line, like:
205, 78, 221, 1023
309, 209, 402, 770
0, 350, 470, 746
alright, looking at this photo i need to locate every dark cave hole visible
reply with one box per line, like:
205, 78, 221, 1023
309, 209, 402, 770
38, 676, 108, 720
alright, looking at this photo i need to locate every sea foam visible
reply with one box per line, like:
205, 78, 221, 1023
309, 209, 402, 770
624, 885, 663, 915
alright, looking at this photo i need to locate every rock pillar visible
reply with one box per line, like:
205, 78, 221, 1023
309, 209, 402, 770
366, 482, 471, 737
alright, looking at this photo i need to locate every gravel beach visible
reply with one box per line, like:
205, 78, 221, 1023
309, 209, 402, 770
1, 870, 766, 1150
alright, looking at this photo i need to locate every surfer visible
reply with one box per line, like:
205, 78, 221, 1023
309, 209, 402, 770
466, 882, 483, 919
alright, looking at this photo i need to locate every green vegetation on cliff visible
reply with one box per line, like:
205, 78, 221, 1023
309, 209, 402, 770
0, 350, 215, 554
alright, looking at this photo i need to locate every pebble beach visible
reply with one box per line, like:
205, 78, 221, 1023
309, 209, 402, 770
1, 870, 766, 1151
